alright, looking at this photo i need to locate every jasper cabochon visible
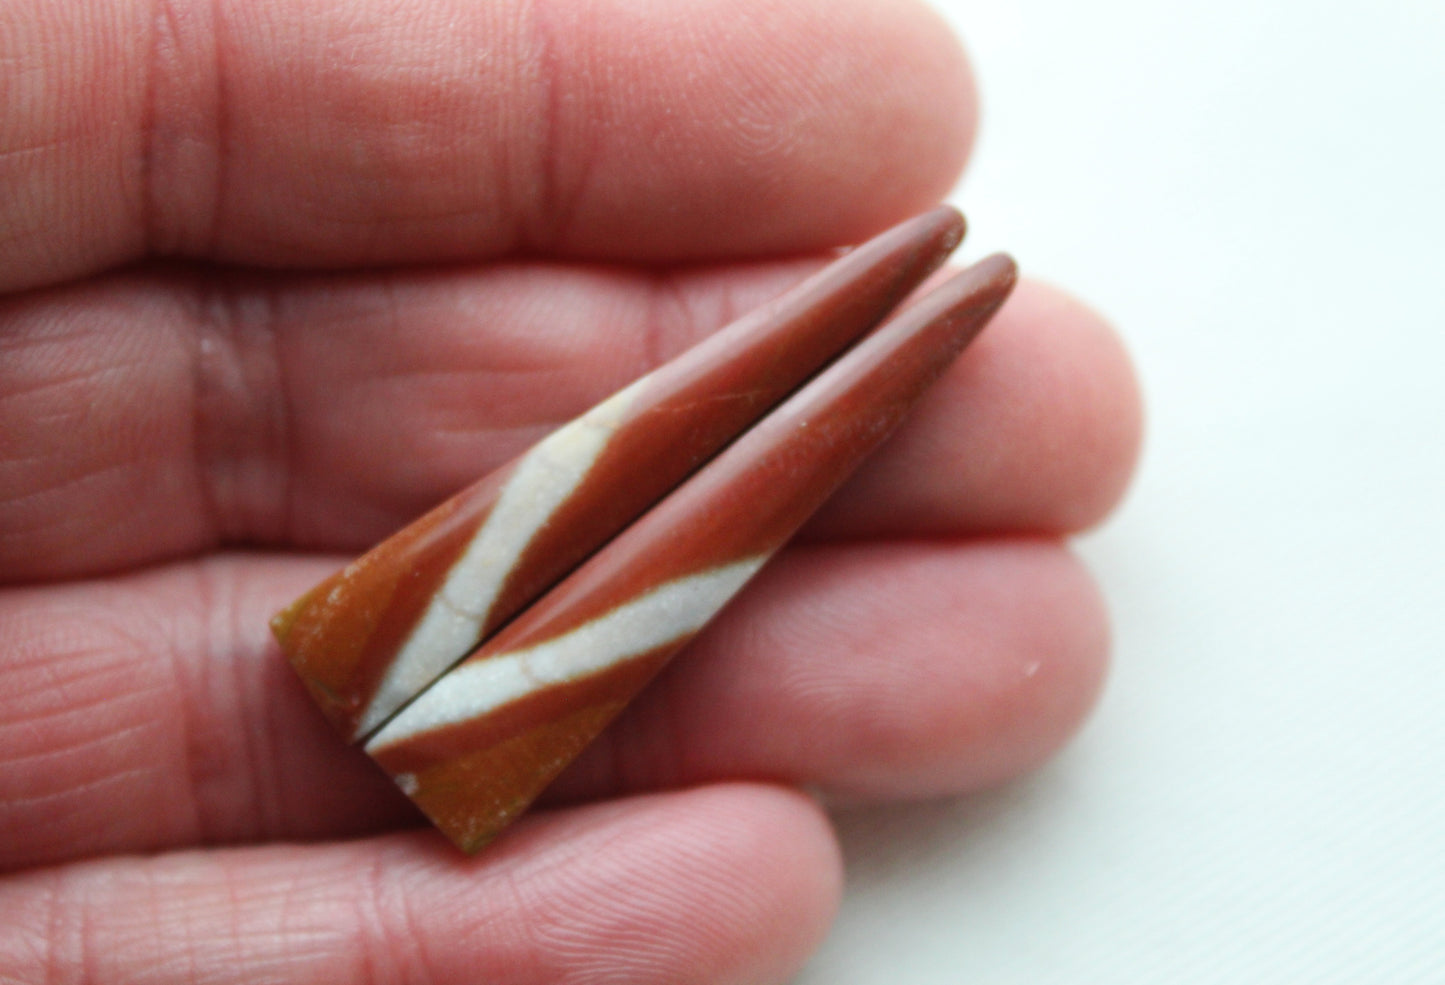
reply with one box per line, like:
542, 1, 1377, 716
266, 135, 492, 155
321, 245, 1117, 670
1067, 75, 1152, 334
272, 208, 1017, 851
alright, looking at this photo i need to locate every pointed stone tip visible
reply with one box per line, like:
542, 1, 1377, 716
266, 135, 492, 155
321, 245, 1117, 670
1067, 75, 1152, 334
887, 251, 1018, 356
269, 601, 300, 645
952, 253, 1018, 346
971, 251, 1017, 293
907, 204, 966, 256
270, 579, 329, 648
925, 252, 1018, 312
850, 205, 964, 271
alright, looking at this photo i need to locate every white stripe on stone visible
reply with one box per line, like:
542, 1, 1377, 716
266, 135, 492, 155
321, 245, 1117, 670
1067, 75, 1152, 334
366, 556, 767, 752
354, 380, 644, 739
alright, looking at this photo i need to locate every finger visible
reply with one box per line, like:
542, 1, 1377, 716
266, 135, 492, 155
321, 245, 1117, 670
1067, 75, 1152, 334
0, 539, 1103, 867
1, 0, 973, 291
0, 266, 1139, 580
0, 785, 840, 985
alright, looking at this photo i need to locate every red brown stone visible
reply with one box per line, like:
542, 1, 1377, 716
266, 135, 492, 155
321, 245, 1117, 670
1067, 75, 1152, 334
273, 207, 968, 741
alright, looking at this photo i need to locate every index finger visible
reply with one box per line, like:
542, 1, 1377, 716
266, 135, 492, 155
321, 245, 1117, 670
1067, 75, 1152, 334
0, 0, 975, 291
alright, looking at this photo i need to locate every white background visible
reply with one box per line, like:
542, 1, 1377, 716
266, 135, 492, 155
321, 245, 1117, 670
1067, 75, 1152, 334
800, 0, 1445, 981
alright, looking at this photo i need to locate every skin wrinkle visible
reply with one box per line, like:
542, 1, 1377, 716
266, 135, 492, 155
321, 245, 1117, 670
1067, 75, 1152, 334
37, 870, 65, 985
1, 456, 143, 549
163, 562, 251, 844
2, 721, 161, 781
356, 853, 400, 985
530, 0, 652, 260
177, 863, 202, 985
490, 865, 552, 985
387, 862, 447, 985
230, 565, 286, 841
519, 824, 648, 977
4, 766, 165, 825
177, 556, 223, 844
223, 557, 299, 842
652, 256, 760, 371
0, 213, 38, 258
218, 857, 250, 977
543, 815, 721, 982
77, 866, 98, 985
3, 651, 135, 734
141, 0, 224, 257
140, 0, 164, 254
699, 10, 820, 165
264, 283, 297, 546
369, 268, 582, 382
186, 272, 294, 545
0, 137, 73, 167
204, 0, 236, 260
186, 276, 231, 545
0, 359, 132, 410
528, 0, 568, 253
4, 659, 168, 816
640, 267, 691, 379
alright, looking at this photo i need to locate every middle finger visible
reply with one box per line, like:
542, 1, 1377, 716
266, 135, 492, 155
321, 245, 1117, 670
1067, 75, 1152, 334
0, 537, 1106, 869
0, 262, 1138, 581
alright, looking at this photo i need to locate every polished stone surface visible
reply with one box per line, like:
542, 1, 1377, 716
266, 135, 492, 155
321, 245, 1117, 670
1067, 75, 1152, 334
273, 207, 966, 741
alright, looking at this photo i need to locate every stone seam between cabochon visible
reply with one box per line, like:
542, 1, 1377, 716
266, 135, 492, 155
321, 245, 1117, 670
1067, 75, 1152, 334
367, 556, 766, 751
355, 380, 644, 737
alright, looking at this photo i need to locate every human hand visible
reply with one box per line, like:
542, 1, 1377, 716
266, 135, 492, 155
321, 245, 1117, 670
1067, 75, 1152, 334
0, 0, 1141, 981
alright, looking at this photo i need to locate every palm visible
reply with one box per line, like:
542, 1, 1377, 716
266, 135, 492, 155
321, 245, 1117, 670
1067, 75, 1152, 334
0, 0, 1139, 980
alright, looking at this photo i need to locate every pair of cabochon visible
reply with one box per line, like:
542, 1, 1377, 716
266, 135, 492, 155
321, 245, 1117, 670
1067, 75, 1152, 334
272, 206, 1016, 851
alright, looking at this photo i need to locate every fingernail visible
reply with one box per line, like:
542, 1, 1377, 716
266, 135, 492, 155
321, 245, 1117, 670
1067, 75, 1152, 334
365, 253, 1018, 852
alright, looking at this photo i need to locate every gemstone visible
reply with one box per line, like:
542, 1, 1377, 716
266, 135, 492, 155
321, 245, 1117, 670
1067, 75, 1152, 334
273, 207, 965, 741
271, 208, 1018, 851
